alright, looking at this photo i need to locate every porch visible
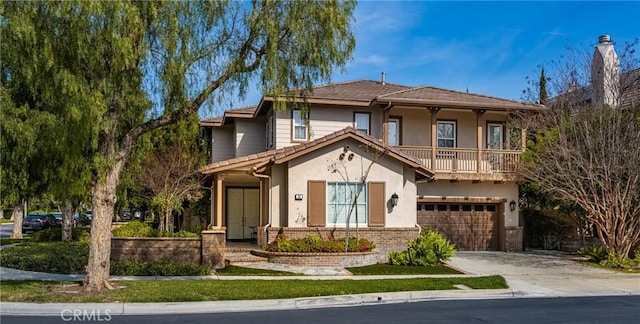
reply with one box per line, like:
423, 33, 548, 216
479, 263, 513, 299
396, 146, 521, 173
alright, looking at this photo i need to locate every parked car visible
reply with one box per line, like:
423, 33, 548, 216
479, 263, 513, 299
22, 213, 57, 233
74, 213, 92, 227
84, 210, 92, 220
49, 212, 63, 225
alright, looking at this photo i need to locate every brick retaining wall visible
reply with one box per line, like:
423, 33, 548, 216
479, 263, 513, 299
111, 237, 201, 263
251, 250, 379, 267
261, 227, 419, 263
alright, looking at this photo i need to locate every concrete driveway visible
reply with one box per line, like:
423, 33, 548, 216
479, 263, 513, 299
448, 250, 640, 297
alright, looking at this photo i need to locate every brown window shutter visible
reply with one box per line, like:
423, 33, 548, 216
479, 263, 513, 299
368, 182, 385, 227
307, 180, 326, 227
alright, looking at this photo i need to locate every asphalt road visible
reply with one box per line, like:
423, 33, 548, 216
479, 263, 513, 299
2, 296, 639, 324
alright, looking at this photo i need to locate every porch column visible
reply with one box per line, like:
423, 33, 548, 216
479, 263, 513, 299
520, 128, 527, 152
475, 109, 485, 173
215, 174, 224, 228
429, 107, 440, 169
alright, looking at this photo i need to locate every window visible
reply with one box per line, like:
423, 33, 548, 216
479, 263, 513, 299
487, 123, 503, 149
437, 204, 447, 211
437, 121, 456, 148
486, 205, 497, 212
388, 117, 401, 145
292, 110, 307, 141
266, 114, 274, 149
450, 204, 460, 212
354, 112, 370, 135
327, 182, 367, 225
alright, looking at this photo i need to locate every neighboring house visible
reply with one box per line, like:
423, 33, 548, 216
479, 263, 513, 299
551, 34, 640, 109
200, 77, 545, 259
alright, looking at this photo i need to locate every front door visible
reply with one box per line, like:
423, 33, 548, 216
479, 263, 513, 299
226, 188, 260, 240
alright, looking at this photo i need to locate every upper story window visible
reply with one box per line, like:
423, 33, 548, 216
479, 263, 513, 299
292, 109, 307, 141
437, 121, 456, 148
487, 123, 503, 150
354, 112, 370, 135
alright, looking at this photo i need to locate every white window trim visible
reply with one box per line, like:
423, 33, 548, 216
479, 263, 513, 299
326, 182, 368, 226
292, 109, 308, 141
266, 114, 274, 149
487, 123, 503, 150
437, 120, 457, 148
354, 112, 370, 135
388, 117, 400, 146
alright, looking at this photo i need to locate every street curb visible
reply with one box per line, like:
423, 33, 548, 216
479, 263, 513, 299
0, 289, 515, 316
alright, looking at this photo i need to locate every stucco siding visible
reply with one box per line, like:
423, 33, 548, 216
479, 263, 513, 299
417, 181, 519, 227
236, 119, 266, 157
282, 138, 417, 228
211, 126, 234, 162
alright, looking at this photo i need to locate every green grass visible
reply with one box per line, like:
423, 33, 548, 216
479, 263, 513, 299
215, 265, 300, 276
0, 276, 507, 303
347, 264, 462, 275
1, 218, 13, 224
0, 237, 29, 246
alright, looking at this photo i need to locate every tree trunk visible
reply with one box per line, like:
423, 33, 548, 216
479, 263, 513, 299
165, 206, 172, 233
62, 199, 74, 242
83, 165, 122, 291
10, 201, 24, 239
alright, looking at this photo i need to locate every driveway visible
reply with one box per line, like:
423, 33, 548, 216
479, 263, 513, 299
448, 250, 640, 296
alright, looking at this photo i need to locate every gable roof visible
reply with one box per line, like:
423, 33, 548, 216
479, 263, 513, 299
200, 126, 434, 179
375, 86, 546, 111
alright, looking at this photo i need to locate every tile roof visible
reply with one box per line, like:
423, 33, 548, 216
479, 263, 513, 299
376, 86, 546, 111
302, 79, 411, 101
200, 106, 257, 126
200, 126, 434, 178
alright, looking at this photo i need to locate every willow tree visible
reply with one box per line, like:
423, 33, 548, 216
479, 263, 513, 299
1, 1, 355, 291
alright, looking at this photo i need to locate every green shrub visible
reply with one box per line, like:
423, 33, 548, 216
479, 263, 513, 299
112, 221, 200, 238
0, 242, 89, 273
30, 227, 91, 243
388, 227, 456, 266
600, 253, 635, 269
264, 234, 375, 253
111, 260, 210, 276
112, 221, 156, 237
0, 242, 210, 275
577, 245, 608, 263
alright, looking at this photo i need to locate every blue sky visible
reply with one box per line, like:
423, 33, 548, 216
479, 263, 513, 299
201, 1, 640, 118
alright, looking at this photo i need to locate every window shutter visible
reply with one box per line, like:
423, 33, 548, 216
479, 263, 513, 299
368, 182, 385, 227
307, 180, 326, 227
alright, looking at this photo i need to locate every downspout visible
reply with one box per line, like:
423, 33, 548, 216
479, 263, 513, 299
251, 170, 271, 244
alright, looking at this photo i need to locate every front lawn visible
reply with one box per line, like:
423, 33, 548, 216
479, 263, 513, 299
347, 264, 462, 275
0, 276, 508, 303
1, 218, 13, 224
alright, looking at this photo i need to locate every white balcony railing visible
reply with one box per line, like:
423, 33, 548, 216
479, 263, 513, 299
396, 146, 521, 173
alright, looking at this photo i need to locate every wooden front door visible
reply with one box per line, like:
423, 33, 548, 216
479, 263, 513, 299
226, 188, 259, 240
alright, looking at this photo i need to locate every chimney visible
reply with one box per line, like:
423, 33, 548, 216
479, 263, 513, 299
381, 71, 386, 86
591, 34, 620, 107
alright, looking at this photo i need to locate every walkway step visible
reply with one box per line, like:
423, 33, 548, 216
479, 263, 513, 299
225, 247, 256, 253
225, 252, 268, 265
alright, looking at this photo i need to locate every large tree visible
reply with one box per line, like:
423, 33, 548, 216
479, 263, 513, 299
1, 1, 355, 291
520, 39, 640, 258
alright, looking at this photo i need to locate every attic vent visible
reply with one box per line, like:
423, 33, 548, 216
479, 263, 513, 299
599, 34, 611, 43
381, 71, 386, 85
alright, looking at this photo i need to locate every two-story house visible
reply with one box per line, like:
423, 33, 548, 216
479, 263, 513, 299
200, 78, 546, 259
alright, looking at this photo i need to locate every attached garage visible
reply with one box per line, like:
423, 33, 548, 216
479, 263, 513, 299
417, 201, 503, 251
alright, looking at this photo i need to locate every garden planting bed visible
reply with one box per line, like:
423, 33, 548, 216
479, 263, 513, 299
251, 250, 379, 267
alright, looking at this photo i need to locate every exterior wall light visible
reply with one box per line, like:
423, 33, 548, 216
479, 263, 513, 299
391, 193, 399, 207
509, 200, 516, 211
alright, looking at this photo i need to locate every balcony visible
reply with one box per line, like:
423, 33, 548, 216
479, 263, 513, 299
396, 146, 521, 181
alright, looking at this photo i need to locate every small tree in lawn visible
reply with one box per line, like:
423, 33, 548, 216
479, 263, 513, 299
327, 143, 384, 251
137, 142, 203, 233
